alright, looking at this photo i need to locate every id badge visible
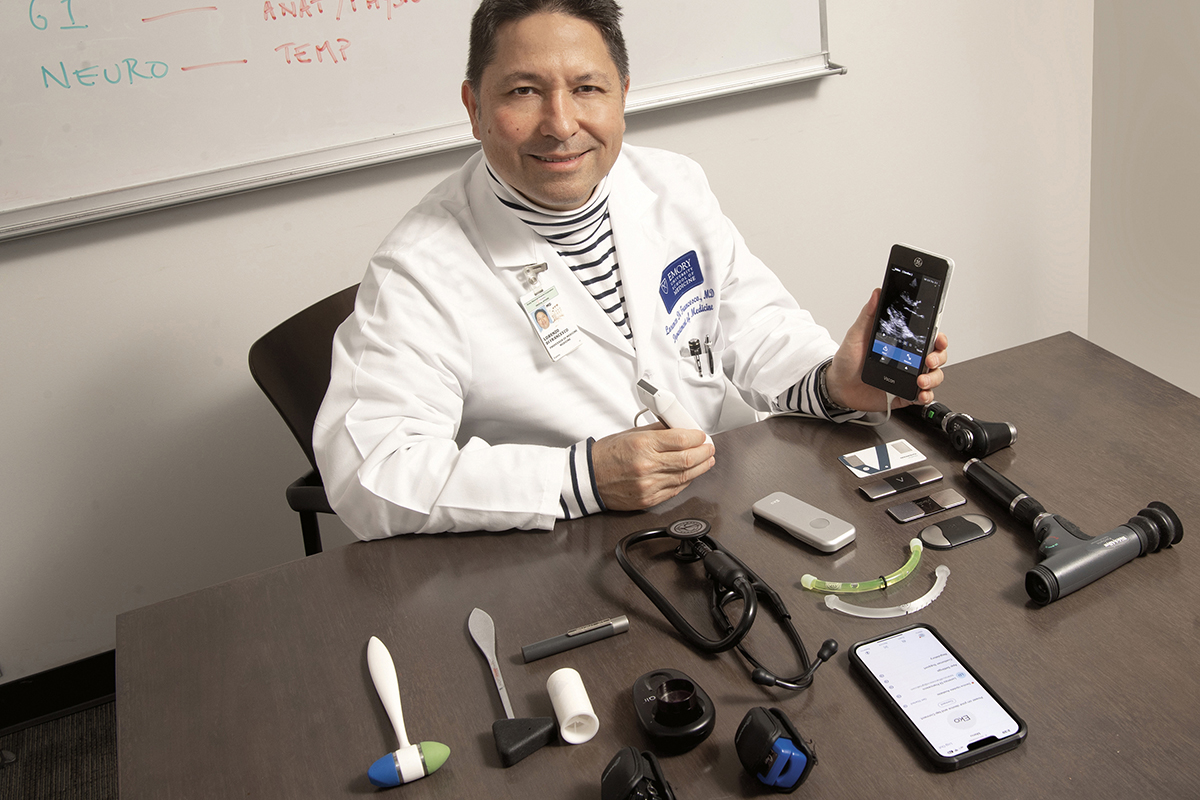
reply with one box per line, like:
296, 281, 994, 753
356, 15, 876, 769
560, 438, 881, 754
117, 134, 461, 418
520, 284, 583, 362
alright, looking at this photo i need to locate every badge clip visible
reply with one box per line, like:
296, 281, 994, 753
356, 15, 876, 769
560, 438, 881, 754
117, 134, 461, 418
521, 262, 548, 287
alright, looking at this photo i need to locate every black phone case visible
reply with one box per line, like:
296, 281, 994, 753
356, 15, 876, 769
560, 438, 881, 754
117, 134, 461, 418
848, 623, 1027, 770
860, 244, 951, 401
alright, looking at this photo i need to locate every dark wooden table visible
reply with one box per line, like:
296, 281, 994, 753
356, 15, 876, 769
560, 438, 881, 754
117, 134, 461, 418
117, 333, 1200, 798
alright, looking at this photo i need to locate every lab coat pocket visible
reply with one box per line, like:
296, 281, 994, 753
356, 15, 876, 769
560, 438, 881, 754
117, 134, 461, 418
672, 338, 726, 432
675, 335, 723, 383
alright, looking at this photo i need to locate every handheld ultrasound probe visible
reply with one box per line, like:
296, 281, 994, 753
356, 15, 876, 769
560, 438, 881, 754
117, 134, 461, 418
963, 460, 1183, 604
366, 636, 450, 788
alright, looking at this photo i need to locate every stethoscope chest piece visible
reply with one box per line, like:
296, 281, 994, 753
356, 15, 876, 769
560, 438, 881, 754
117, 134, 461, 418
667, 519, 711, 562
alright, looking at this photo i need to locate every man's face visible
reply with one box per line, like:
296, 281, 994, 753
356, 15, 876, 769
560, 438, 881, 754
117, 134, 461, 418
462, 12, 628, 211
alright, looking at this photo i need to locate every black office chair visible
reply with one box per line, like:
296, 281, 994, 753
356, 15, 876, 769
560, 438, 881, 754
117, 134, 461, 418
248, 284, 359, 556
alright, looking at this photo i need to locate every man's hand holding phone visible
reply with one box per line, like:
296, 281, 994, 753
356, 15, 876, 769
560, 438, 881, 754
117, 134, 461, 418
826, 288, 950, 412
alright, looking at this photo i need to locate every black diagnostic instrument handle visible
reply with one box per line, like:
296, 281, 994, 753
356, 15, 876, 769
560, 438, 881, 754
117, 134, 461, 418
963, 459, 1045, 527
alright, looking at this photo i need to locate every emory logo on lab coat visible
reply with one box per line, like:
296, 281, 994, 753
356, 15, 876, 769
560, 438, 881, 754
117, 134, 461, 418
659, 251, 702, 313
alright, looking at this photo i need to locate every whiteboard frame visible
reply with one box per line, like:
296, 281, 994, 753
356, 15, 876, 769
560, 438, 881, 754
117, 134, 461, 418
0, 50, 843, 242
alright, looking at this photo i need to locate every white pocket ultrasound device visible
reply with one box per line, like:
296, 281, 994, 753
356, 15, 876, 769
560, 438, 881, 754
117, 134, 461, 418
753, 492, 856, 553
635, 378, 711, 443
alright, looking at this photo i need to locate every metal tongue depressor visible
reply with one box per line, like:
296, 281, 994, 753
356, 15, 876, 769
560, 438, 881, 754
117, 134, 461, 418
365, 636, 450, 787
468, 607, 557, 767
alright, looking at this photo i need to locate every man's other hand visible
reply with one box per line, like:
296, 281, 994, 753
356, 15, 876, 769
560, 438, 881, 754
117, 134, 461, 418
593, 424, 715, 510
825, 288, 950, 411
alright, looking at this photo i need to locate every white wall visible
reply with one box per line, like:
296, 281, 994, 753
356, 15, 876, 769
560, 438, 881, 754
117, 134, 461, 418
641, 2, 1094, 359
1090, 1, 1200, 398
0, 1, 1095, 685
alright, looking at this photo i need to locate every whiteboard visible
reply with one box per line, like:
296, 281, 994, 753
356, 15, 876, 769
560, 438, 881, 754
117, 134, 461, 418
0, 0, 841, 241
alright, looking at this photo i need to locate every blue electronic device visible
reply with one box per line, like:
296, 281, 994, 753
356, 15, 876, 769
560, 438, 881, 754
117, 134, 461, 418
734, 707, 816, 793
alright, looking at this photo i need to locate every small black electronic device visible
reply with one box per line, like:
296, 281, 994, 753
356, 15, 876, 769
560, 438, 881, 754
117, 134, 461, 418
919, 514, 995, 549
631, 669, 715, 753
861, 244, 953, 401
850, 623, 1026, 770
601, 747, 676, 800
734, 707, 816, 793
886, 488, 965, 523
858, 465, 943, 500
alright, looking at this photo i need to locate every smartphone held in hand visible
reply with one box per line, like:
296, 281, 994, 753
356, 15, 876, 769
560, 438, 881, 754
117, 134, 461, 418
861, 244, 953, 401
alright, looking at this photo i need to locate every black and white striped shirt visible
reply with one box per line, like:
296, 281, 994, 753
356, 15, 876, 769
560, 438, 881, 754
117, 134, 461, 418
487, 165, 632, 342
485, 162, 853, 519
773, 359, 866, 422
486, 164, 618, 519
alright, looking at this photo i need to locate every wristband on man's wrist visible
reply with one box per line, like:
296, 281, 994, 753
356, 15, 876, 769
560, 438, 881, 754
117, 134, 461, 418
818, 362, 855, 415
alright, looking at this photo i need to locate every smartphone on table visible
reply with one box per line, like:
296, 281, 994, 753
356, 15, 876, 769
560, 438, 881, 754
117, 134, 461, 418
849, 623, 1026, 770
860, 244, 953, 401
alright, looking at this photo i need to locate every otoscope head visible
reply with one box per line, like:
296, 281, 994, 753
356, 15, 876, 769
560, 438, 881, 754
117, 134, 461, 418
949, 418, 1017, 459
918, 402, 953, 428
1025, 501, 1183, 605
1024, 566, 1058, 606
915, 403, 1016, 459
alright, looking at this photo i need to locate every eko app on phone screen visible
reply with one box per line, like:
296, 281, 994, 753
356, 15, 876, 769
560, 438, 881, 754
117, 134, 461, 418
854, 628, 1019, 757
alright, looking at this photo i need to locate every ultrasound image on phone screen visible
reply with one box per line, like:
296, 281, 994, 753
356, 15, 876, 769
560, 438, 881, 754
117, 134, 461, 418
871, 266, 944, 376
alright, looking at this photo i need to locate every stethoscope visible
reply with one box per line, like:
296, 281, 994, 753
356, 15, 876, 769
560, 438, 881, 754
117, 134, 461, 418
615, 519, 838, 691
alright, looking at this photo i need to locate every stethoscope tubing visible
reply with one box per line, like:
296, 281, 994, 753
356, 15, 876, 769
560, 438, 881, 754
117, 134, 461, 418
615, 525, 818, 689
615, 527, 757, 653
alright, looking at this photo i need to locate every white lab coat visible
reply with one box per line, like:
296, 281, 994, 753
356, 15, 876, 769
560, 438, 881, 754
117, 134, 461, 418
313, 145, 838, 538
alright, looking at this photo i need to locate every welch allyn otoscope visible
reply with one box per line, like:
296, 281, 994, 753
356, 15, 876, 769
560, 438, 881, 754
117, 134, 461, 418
913, 402, 1017, 459
963, 459, 1183, 604
616, 519, 837, 691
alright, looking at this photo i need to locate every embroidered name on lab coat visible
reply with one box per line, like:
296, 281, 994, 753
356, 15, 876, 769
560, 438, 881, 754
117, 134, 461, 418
661, 251, 713, 343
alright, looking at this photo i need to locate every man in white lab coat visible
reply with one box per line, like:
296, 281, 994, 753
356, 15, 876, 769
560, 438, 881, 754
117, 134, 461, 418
313, 0, 949, 539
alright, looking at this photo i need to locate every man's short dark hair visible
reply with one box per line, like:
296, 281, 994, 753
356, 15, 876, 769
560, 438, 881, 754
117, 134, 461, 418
465, 0, 629, 92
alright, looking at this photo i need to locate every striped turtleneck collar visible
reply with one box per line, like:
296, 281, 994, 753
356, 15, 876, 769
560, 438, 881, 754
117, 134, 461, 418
485, 162, 611, 230
486, 158, 632, 342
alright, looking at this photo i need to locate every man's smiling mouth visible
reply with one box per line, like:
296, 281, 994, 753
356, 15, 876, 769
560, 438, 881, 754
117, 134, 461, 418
531, 153, 584, 163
